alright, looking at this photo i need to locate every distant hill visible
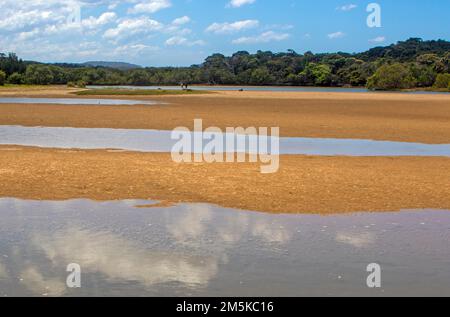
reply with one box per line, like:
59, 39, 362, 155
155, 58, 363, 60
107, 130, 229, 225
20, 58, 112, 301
81, 61, 142, 70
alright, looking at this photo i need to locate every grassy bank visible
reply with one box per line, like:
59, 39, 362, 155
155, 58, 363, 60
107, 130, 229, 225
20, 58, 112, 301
74, 89, 212, 96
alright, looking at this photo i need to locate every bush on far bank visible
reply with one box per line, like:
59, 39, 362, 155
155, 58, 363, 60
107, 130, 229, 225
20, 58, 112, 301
367, 63, 416, 90
433, 73, 450, 89
67, 80, 87, 88
0, 70, 6, 85
7, 72, 24, 84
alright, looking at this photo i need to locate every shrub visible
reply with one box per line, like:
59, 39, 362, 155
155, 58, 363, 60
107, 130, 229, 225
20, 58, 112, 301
7, 72, 23, 84
76, 80, 87, 88
68, 80, 87, 88
0, 70, 6, 86
367, 63, 416, 90
24, 64, 54, 85
433, 73, 450, 89
300, 63, 332, 86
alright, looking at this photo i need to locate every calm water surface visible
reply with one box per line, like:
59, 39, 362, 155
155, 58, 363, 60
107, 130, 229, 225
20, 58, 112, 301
0, 97, 160, 105
1, 125, 450, 157
0, 199, 449, 297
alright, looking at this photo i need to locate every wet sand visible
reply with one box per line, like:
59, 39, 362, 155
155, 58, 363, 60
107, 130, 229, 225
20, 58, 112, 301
0, 87, 450, 143
1, 145, 450, 214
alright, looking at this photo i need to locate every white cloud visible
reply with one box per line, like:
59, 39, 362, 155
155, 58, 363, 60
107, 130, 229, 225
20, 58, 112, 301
328, 31, 346, 39
337, 4, 358, 11
206, 20, 259, 34
165, 36, 205, 46
172, 16, 191, 26
104, 17, 163, 40
369, 36, 386, 43
228, 0, 256, 8
82, 12, 117, 29
128, 0, 172, 14
232, 31, 290, 44
114, 43, 160, 56
17, 28, 40, 41
0, 9, 56, 31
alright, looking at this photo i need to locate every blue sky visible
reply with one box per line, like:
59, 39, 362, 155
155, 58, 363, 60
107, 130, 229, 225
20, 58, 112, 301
1, 0, 449, 66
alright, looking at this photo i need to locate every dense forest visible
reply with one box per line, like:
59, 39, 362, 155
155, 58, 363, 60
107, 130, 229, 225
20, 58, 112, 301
1, 38, 450, 90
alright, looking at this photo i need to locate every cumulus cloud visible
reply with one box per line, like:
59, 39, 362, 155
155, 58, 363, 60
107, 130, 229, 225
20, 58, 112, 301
172, 16, 191, 26
328, 31, 346, 39
104, 17, 163, 40
165, 36, 205, 46
17, 28, 40, 41
232, 31, 290, 44
114, 43, 160, 55
228, 0, 256, 8
128, 0, 172, 14
0, 0, 205, 65
206, 20, 259, 34
0, 9, 55, 31
81, 12, 117, 29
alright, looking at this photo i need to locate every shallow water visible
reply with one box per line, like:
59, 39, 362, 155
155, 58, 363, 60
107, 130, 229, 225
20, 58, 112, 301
0, 97, 159, 105
87, 85, 450, 94
1, 125, 450, 157
0, 198, 449, 297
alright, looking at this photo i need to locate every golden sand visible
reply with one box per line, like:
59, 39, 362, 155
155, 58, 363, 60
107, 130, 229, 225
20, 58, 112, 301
1, 146, 449, 214
1, 87, 449, 214
1, 87, 450, 143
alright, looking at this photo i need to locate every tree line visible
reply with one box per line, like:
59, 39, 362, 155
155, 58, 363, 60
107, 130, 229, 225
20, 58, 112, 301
1, 38, 450, 90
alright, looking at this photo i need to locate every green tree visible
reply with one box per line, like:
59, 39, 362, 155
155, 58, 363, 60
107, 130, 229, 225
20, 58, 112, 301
7, 72, 23, 84
410, 64, 436, 87
416, 54, 440, 67
433, 73, 450, 89
367, 63, 416, 90
127, 69, 150, 85
442, 53, 450, 73
0, 70, 6, 85
2, 37, 450, 89
24, 65, 54, 85
337, 59, 376, 86
250, 67, 273, 85
300, 63, 332, 86
312, 64, 332, 85
0, 53, 26, 76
